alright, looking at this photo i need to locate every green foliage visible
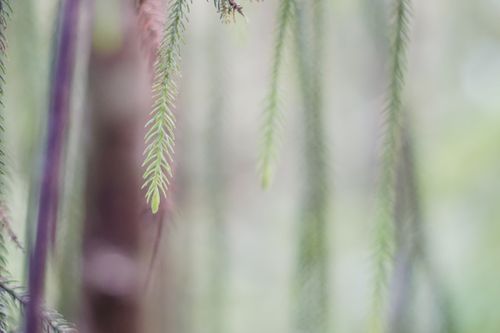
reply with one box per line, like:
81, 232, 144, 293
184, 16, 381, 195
0, 0, 11, 200
213, 0, 244, 22
0, 2, 12, 330
0, 279, 77, 332
292, 0, 330, 332
388, 126, 457, 332
370, 0, 412, 331
143, 0, 191, 214
258, 0, 294, 189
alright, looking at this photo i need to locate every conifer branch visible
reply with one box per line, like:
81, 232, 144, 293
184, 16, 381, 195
142, 0, 191, 214
0, 278, 77, 332
396, 125, 457, 333
292, 1, 330, 332
0, 0, 11, 218
386, 123, 420, 333
212, 0, 246, 22
258, 0, 294, 188
370, 0, 411, 332
0, 2, 12, 330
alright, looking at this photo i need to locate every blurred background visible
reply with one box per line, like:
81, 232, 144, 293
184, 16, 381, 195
4, 0, 500, 332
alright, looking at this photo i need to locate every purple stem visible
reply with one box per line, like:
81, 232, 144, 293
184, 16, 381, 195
25, 0, 80, 332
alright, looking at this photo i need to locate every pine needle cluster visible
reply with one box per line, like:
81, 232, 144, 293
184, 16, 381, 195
258, 0, 294, 188
370, 0, 412, 331
143, 0, 191, 214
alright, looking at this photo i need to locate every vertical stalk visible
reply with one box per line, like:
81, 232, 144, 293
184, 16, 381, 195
370, 1, 411, 331
14, 0, 46, 285
259, 0, 294, 188
0, 1, 12, 330
56, 0, 91, 319
388, 122, 456, 333
292, 0, 330, 332
0, 0, 10, 276
25, 1, 80, 332
387, 123, 420, 333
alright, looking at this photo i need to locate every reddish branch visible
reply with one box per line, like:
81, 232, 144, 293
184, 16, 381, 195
81, 1, 150, 332
227, 0, 244, 16
137, 0, 165, 68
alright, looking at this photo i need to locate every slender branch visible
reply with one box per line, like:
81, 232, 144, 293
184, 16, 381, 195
0, 1, 15, 331
258, 0, 294, 188
142, 0, 191, 214
370, 0, 411, 332
25, 1, 80, 332
292, 1, 330, 332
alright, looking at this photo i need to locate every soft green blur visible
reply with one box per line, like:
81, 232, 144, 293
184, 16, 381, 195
4, 0, 500, 332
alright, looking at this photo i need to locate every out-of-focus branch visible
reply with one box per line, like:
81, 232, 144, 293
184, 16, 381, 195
1, 278, 77, 332
25, 0, 80, 331
81, 1, 150, 332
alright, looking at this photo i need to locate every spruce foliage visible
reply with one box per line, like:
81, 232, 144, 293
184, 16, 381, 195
258, 0, 294, 188
370, 0, 412, 331
0, 279, 77, 332
0, 0, 467, 332
143, 0, 191, 213
0, 0, 11, 220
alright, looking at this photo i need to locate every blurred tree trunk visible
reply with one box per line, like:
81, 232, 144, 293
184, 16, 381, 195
81, 1, 150, 332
